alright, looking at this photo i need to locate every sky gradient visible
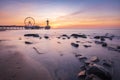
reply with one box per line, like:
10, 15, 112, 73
0, 0, 120, 28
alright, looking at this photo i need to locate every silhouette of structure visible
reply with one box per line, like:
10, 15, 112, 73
0, 17, 51, 30
45, 19, 51, 29
24, 17, 35, 29
0, 25, 24, 30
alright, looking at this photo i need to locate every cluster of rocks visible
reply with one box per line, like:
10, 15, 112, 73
95, 40, 120, 52
71, 42, 92, 48
73, 53, 112, 80
24, 34, 51, 45
94, 34, 114, 41
24, 34, 50, 39
57, 33, 87, 40
108, 46, 120, 52
78, 64, 112, 80
94, 41, 108, 47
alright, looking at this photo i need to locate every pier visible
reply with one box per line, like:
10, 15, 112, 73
0, 26, 24, 30
0, 17, 51, 30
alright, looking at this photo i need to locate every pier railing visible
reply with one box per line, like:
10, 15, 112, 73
0, 26, 24, 30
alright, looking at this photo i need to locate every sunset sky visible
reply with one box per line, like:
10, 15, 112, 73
0, 0, 120, 28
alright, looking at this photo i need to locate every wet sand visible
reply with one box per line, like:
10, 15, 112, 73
0, 43, 53, 80
0, 29, 120, 80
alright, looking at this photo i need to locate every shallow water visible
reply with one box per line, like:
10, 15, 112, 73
0, 29, 120, 80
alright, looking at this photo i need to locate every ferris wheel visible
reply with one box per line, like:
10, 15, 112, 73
24, 17, 35, 27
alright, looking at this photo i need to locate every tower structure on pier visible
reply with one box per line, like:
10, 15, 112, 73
45, 19, 51, 29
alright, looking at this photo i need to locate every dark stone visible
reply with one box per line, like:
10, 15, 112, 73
25, 41, 33, 44
71, 43, 79, 48
78, 56, 87, 61
78, 70, 86, 79
24, 34, 39, 37
103, 60, 112, 67
108, 47, 120, 52
61, 34, 70, 39
76, 41, 80, 43
19, 37, 22, 40
87, 41, 92, 43
103, 62, 112, 67
44, 36, 49, 39
102, 43, 107, 47
39, 37, 42, 39
90, 56, 99, 62
95, 41, 104, 44
101, 37, 105, 41
60, 54, 63, 56
75, 54, 82, 57
57, 42, 61, 44
85, 74, 102, 80
87, 64, 112, 80
84, 45, 91, 48
117, 46, 120, 49
94, 36, 100, 39
57, 37, 60, 39
62, 37, 66, 39
85, 60, 93, 66
80, 65, 86, 70
71, 34, 87, 38
61, 34, 68, 37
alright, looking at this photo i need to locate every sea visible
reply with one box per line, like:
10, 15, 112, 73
0, 28, 120, 80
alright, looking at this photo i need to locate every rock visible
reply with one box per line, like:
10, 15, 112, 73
103, 60, 112, 67
39, 37, 42, 39
117, 46, 120, 49
78, 56, 87, 61
67, 37, 70, 39
87, 41, 92, 43
62, 37, 66, 39
57, 42, 61, 44
71, 34, 87, 38
94, 36, 100, 39
76, 41, 80, 43
87, 64, 112, 80
90, 56, 99, 62
102, 43, 107, 47
85, 74, 102, 80
33, 47, 44, 54
101, 37, 105, 41
24, 34, 39, 37
19, 37, 22, 40
60, 54, 63, 56
94, 41, 104, 44
57, 37, 60, 39
44, 36, 49, 39
103, 62, 112, 67
75, 54, 82, 57
84, 45, 92, 48
85, 60, 93, 66
108, 47, 120, 52
78, 70, 86, 79
61, 34, 70, 39
61, 34, 68, 37
25, 41, 33, 44
80, 65, 86, 70
71, 43, 79, 48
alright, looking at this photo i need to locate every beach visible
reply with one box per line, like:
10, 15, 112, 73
0, 29, 120, 80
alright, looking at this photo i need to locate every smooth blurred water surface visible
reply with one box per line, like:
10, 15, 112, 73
0, 29, 120, 80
